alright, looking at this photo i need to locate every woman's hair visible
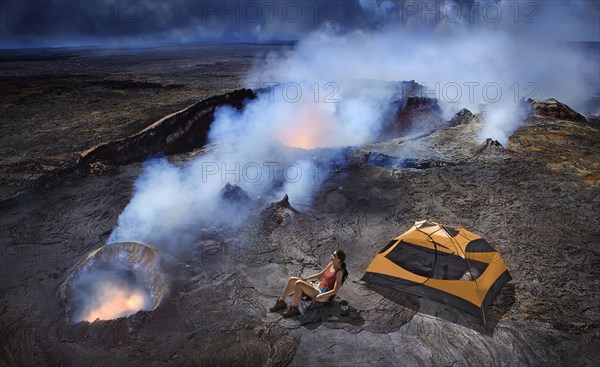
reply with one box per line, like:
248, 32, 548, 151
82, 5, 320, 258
335, 250, 348, 283
335, 250, 346, 263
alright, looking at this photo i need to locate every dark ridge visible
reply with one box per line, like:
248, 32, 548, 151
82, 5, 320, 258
0, 50, 84, 62
363, 152, 453, 170
0, 88, 257, 209
78, 88, 256, 168
89, 80, 185, 90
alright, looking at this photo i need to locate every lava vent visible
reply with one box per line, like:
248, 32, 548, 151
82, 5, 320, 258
61, 242, 168, 323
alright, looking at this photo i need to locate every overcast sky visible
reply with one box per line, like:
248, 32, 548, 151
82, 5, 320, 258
1, 0, 599, 49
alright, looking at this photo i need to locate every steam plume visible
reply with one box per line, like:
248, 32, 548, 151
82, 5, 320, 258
109, 0, 598, 248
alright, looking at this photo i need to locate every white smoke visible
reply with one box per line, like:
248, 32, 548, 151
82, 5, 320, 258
248, 24, 594, 145
109, 0, 597, 247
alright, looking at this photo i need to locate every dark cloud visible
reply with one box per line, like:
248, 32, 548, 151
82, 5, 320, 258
0, 0, 365, 48
1, 0, 598, 49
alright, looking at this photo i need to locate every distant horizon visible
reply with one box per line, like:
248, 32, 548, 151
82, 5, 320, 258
2, 39, 599, 53
0, 39, 300, 52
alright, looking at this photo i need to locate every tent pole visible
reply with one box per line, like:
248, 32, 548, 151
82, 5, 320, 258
481, 308, 488, 328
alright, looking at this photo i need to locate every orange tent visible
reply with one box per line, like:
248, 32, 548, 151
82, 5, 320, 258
362, 220, 512, 324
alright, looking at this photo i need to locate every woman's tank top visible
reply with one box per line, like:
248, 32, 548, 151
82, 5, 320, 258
319, 264, 339, 291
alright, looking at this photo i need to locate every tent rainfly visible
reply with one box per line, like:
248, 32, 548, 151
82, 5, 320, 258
362, 220, 512, 324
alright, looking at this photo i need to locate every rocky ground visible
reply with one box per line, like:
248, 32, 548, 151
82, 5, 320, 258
0, 43, 289, 200
1, 45, 599, 367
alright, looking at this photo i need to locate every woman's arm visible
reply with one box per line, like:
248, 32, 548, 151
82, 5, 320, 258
315, 271, 344, 301
301, 262, 331, 281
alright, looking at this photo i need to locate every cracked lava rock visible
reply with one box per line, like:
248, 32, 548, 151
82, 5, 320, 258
1, 89, 598, 366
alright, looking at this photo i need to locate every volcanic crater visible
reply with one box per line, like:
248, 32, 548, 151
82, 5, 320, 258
0, 47, 599, 366
60, 242, 168, 323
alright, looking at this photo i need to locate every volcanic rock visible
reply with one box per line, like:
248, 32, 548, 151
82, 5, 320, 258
220, 182, 250, 203
3, 109, 599, 366
259, 194, 301, 232
363, 152, 451, 170
448, 108, 478, 127
2, 64, 599, 366
383, 96, 445, 138
78, 88, 257, 168
397, 97, 445, 130
472, 138, 505, 156
273, 194, 297, 211
0, 89, 259, 209
528, 98, 587, 122
88, 161, 115, 176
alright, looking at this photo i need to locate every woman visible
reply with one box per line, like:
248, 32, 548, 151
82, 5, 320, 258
270, 250, 347, 318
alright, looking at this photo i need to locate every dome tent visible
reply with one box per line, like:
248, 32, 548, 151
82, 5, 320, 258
362, 220, 512, 325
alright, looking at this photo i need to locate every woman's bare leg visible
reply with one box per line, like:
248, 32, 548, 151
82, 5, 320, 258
290, 281, 319, 306
279, 276, 301, 300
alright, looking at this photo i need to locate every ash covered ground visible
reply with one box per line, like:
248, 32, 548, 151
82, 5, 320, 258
1, 45, 599, 367
0, 43, 291, 201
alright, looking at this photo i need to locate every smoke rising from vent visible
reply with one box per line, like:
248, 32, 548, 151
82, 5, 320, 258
247, 25, 595, 145
108, 0, 598, 248
64, 242, 167, 323
107, 80, 401, 248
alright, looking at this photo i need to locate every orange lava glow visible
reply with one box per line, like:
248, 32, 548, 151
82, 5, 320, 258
81, 281, 149, 322
275, 105, 336, 149
278, 127, 322, 149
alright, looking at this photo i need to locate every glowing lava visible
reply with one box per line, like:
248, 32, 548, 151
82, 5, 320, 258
277, 122, 324, 149
274, 104, 336, 149
80, 280, 151, 322
62, 242, 167, 323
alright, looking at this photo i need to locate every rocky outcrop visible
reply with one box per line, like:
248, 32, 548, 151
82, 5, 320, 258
363, 152, 452, 169
472, 138, 505, 156
220, 182, 250, 204
528, 98, 587, 122
392, 96, 445, 134
378, 81, 446, 139
260, 194, 301, 232
78, 88, 256, 169
448, 108, 479, 127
